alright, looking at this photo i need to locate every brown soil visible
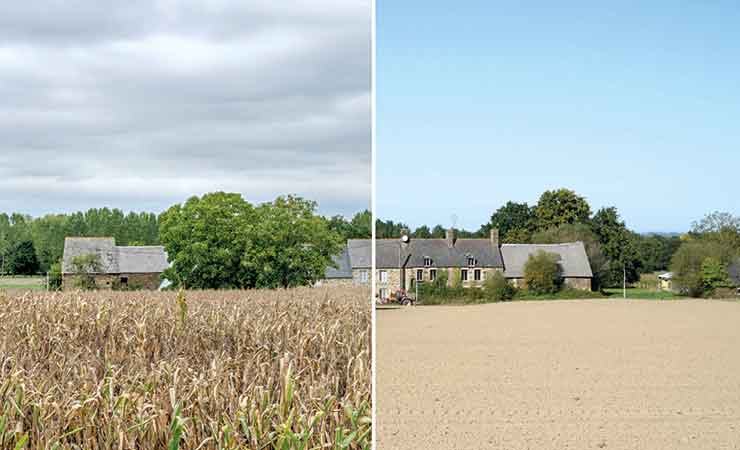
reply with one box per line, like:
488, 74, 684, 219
377, 299, 740, 449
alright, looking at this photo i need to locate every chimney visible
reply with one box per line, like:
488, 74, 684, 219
490, 228, 500, 248
445, 228, 456, 248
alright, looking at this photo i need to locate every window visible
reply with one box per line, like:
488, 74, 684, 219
359, 270, 368, 283
461, 269, 468, 281
430, 269, 437, 281
379, 270, 388, 283
416, 269, 423, 281
467, 257, 477, 267
474, 269, 481, 281
423, 257, 433, 267
120, 276, 129, 285
379, 288, 388, 299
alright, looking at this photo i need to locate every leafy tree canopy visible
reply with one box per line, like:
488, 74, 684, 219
479, 201, 536, 243
159, 192, 342, 289
6, 240, 40, 275
535, 188, 591, 230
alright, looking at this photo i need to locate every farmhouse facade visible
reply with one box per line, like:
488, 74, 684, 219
62, 237, 169, 290
324, 228, 594, 299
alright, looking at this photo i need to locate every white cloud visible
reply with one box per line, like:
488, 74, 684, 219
0, 0, 370, 217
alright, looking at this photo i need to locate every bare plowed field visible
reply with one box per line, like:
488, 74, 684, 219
377, 299, 740, 450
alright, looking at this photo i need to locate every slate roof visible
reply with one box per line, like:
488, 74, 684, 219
341, 238, 504, 269
62, 237, 169, 275
401, 238, 504, 268
326, 238, 593, 280
347, 239, 373, 268
324, 246, 353, 279
500, 242, 593, 278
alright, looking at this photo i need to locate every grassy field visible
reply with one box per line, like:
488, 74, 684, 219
0, 275, 45, 290
0, 287, 371, 450
604, 287, 686, 300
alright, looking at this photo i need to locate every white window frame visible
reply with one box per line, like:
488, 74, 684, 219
379, 270, 388, 283
379, 288, 388, 299
424, 257, 432, 267
430, 269, 437, 281
416, 269, 423, 281
467, 257, 477, 267
474, 269, 481, 281
359, 270, 368, 283
461, 269, 468, 281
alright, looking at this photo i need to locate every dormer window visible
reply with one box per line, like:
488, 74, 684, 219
467, 257, 477, 267
423, 257, 433, 267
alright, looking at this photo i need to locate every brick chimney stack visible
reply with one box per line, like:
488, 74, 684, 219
445, 228, 456, 248
490, 228, 500, 248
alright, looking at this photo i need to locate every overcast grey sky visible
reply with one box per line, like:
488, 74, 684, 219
0, 1, 371, 218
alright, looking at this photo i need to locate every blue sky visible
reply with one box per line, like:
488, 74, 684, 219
377, 1, 740, 233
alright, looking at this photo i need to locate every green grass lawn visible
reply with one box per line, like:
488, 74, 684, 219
0, 276, 46, 290
603, 287, 685, 300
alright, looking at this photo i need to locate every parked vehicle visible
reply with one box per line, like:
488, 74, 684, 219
377, 288, 416, 306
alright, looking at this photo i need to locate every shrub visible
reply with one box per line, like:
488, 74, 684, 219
450, 268, 462, 290
523, 250, 561, 295
71, 253, 102, 290
701, 257, 733, 290
671, 240, 734, 297
432, 269, 448, 292
484, 271, 515, 301
48, 261, 62, 291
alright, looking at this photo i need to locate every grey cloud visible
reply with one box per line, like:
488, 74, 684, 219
0, 1, 371, 217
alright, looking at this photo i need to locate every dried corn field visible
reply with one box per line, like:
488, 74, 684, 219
0, 287, 371, 450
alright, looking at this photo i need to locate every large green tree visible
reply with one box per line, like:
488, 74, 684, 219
480, 201, 536, 243
591, 207, 642, 285
349, 210, 372, 238
245, 196, 344, 288
535, 189, 591, 230
159, 192, 257, 289
6, 240, 40, 275
159, 192, 342, 289
637, 234, 682, 272
671, 240, 734, 297
691, 211, 740, 252
412, 225, 432, 238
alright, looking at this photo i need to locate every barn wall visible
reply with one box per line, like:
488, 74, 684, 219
62, 272, 162, 291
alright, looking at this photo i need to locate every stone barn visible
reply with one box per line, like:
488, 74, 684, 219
500, 242, 594, 290
62, 237, 169, 290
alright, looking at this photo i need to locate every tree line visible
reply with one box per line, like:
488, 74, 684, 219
377, 188, 737, 291
0, 195, 371, 287
0, 209, 159, 275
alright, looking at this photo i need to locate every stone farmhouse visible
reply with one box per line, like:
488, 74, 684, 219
319, 239, 372, 287
62, 237, 169, 290
324, 228, 593, 299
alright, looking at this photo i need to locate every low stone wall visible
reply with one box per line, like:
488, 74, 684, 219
62, 272, 162, 291
563, 277, 592, 291
317, 278, 356, 288
509, 276, 592, 291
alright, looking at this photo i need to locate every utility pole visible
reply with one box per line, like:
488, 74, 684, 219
623, 262, 626, 299
415, 276, 419, 303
